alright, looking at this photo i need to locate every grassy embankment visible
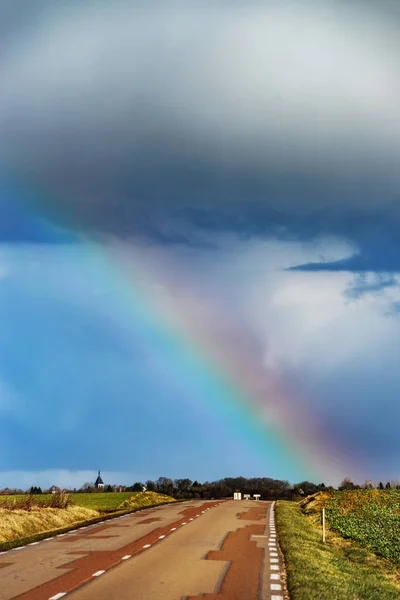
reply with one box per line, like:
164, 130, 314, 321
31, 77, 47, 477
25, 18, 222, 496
0, 491, 176, 550
276, 495, 400, 600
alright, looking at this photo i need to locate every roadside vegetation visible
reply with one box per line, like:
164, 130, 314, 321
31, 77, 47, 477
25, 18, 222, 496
70, 491, 135, 511
277, 499, 400, 599
325, 489, 400, 565
0, 491, 176, 550
0, 505, 97, 544
118, 491, 175, 510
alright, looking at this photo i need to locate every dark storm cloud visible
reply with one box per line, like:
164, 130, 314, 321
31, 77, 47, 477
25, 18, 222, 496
1, 0, 400, 265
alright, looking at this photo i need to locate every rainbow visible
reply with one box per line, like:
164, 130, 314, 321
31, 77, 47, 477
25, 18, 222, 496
3, 177, 349, 483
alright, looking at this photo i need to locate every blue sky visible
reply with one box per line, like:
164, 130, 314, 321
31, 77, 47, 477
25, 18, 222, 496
1, 0, 400, 489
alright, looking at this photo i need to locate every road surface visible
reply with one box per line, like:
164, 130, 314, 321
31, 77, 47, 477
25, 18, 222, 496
0, 499, 287, 600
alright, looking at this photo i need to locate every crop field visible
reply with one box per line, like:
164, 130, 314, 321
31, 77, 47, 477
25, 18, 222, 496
0, 492, 133, 511
70, 492, 134, 511
0, 492, 168, 512
325, 490, 400, 565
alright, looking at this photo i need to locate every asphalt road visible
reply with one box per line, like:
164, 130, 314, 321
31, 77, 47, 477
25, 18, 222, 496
0, 499, 286, 600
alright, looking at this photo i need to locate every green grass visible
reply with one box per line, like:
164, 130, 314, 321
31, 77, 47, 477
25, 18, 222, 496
69, 492, 134, 511
0, 492, 134, 512
276, 500, 400, 600
0, 494, 54, 507
326, 490, 400, 564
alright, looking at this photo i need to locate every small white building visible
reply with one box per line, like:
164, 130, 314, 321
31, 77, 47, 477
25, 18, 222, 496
253, 494, 261, 500
233, 491, 242, 500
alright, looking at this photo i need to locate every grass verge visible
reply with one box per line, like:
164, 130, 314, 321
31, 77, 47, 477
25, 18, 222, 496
0, 506, 98, 544
276, 500, 400, 600
0, 492, 179, 552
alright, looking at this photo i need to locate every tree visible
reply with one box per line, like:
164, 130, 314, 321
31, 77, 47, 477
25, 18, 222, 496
339, 478, 357, 491
80, 482, 95, 492
379, 482, 384, 490
174, 479, 192, 495
385, 482, 391, 489
156, 477, 174, 496
131, 482, 144, 492
146, 480, 156, 492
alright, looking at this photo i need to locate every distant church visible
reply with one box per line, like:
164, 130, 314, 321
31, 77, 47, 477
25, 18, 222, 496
95, 470, 104, 490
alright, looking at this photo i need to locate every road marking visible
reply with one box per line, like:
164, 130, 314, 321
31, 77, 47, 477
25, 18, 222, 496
49, 593, 67, 600
0, 552, 7, 555
271, 565, 280, 570
271, 596, 284, 600
121, 555, 131, 560
159, 535, 166, 539
92, 570, 105, 577
28, 542, 40, 546
270, 552, 278, 557
271, 584, 282, 591
143, 544, 151, 548
270, 558, 279, 563
170, 527, 177, 531
181, 522, 187, 525
13, 547, 24, 550
271, 574, 280, 580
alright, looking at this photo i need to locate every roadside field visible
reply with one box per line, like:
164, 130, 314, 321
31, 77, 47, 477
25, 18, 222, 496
276, 500, 400, 600
0, 491, 176, 550
325, 489, 400, 565
70, 492, 134, 511
0, 492, 135, 512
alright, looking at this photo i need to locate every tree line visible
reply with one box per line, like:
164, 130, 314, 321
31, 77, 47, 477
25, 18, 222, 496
3, 476, 399, 498
79, 476, 329, 499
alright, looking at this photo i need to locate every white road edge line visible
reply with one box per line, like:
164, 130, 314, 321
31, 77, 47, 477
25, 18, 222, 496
92, 570, 105, 577
143, 544, 151, 548
121, 555, 131, 560
49, 593, 67, 600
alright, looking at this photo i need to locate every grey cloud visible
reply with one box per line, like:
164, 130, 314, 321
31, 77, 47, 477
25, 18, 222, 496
345, 274, 399, 299
1, 0, 400, 242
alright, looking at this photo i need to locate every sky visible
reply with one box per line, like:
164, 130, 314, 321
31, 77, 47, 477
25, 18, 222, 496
1, 0, 400, 490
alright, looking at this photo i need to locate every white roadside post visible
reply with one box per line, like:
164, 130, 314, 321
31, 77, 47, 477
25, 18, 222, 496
322, 507, 326, 543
